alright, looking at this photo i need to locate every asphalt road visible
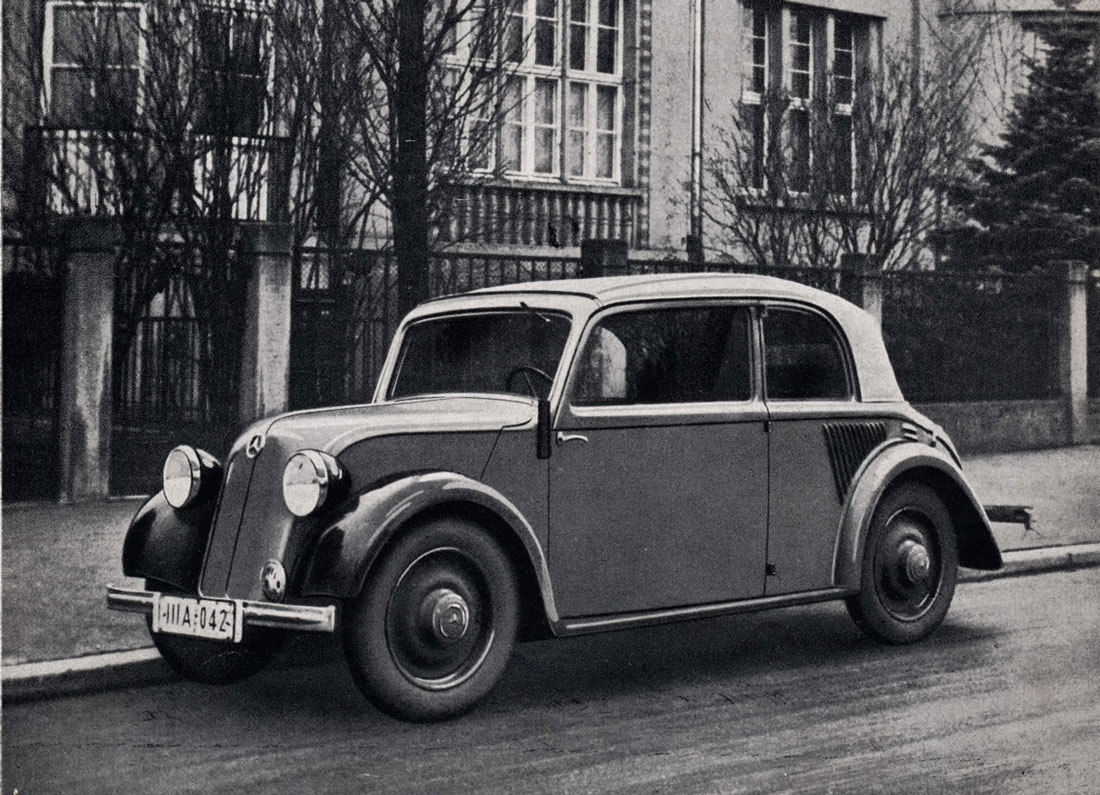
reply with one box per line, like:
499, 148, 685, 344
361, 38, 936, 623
6, 569, 1099, 795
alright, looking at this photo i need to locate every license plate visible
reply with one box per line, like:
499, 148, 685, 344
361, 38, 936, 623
152, 593, 243, 643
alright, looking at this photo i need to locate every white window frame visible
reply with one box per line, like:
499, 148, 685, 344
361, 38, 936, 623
740, 2, 869, 197
43, 0, 148, 123
194, 0, 276, 138
740, 1, 768, 192
784, 6, 813, 194
828, 14, 856, 197
449, 0, 623, 184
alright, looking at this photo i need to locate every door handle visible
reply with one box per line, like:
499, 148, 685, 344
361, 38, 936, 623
556, 432, 588, 445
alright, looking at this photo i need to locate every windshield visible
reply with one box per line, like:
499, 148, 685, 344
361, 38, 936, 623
388, 310, 572, 400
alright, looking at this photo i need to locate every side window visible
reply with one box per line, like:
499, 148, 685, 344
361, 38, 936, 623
763, 309, 849, 400
572, 306, 752, 406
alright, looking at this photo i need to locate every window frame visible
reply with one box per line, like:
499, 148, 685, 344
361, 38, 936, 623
739, 2, 870, 197
760, 303, 856, 403
193, 0, 276, 138
449, 0, 624, 184
386, 308, 575, 401
563, 300, 762, 418
739, 0, 769, 192
43, 0, 147, 126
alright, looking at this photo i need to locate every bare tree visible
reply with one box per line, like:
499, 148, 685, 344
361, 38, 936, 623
706, 11, 988, 271
10, 0, 283, 423
332, 0, 523, 314
704, 91, 842, 269
829, 20, 986, 269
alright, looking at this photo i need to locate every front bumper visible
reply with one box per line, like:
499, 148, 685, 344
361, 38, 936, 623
106, 584, 336, 634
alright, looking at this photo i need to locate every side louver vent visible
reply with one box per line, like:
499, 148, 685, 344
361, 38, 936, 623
823, 421, 888, 501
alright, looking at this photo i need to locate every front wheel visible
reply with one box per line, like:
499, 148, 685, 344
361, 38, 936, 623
145, 580, 278, 685
846, 483, 958, 645
343, 518, 520, 721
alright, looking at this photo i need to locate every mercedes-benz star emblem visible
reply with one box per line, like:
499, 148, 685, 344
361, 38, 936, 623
246, 433, 266, 458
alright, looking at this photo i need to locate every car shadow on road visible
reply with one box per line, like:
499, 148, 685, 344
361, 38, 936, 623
223, 600, 1007, 727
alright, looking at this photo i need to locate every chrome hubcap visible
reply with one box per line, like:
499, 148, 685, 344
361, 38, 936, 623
427, 589, 470, 643
385, 547, 495, 690
876, 512, 941, 621
901, 541, 931, 584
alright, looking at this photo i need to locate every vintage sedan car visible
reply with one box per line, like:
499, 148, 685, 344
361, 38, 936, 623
108, 273, 1002, 720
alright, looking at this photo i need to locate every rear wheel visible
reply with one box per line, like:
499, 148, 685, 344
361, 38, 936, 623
145, 580, 278, 685
343, 518, 520, 722
846, 483, 958, 644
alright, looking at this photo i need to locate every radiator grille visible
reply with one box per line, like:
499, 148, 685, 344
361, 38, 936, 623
822, 421, 888, 501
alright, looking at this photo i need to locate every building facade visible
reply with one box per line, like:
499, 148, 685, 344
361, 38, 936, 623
18, 1, 1099, 502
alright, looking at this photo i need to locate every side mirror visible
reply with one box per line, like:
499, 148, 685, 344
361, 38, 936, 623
536, 399, 551, 460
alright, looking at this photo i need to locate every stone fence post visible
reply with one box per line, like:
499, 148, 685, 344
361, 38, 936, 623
1054, 260, 1089, 444
839, 253, 883, 325
579, 239, 629, 277
237, 223, 292, 425
58, 222, 117, 501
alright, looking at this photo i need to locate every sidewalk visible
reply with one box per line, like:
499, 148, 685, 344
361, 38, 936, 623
3, 445, 1099, 671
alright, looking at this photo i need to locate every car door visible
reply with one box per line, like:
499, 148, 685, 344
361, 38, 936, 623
549, 302, 768, 618
761, 304, 872, 596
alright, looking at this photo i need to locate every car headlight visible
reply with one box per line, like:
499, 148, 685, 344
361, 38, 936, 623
282, 450, 343, 517
163, 445, 221, 509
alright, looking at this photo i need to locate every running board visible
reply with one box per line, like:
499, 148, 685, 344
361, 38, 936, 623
557, 587, 855, 636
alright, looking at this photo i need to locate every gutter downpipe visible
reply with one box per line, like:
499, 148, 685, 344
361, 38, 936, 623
688, 0, 705, 264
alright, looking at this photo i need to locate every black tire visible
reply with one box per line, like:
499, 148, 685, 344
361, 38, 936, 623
342, 518, 520, 722
845, 483, 958, 645
145, 580, 278, 685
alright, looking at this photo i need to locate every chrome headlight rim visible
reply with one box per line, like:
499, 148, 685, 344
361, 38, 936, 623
282, 449, 343, 517
163, 445, 204, 509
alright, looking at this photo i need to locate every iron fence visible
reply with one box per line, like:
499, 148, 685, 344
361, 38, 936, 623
288, 249, 863, 409
429, 251, 577, 296
290, 248, 398, 410
881, 270, 1060, 403
2, 238, 65, 500
627, 258, 848, 295
112, 248, 245, 494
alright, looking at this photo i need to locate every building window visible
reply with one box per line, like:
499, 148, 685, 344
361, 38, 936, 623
741, 1, 768, 189
45, 1, 144, 127
454, 0, 623, 183
830, 16, 855, 194
740, 2, 870, 196
787, 9, 813, 191
196, 2, 270, 136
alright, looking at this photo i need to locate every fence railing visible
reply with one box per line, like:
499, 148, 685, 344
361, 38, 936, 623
2, 238, 65, 500
25, 126, 291, 222
439, 182, 644, 247
112, 252, 244, 429
881, 270, 1060, 403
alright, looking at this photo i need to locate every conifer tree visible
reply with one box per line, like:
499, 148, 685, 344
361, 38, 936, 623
938, 2, 1100, 272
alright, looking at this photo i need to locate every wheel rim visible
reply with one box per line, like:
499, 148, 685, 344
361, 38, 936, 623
873, 509, 942, 622
384, 547, 495, 690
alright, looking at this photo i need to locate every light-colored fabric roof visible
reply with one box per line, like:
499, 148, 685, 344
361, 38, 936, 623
416, 273, 904, 403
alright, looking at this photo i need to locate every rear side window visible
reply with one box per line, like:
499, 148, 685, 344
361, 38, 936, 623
763, 309, 850, 400
571, 305, 752, 406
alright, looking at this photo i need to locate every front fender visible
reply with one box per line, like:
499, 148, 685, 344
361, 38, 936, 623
298, 471, 558, 620
121, 491, 215, 592
834, 442, 1003, 591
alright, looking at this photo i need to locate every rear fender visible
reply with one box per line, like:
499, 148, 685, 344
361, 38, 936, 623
834, 442, 1003, 590
121, 491, 215, 592
298, 471, 559, 623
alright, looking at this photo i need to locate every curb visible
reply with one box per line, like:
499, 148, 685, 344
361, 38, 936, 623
5, 543, 1100, 704
959, 542, 1100, 582
2, 648, 175, 704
